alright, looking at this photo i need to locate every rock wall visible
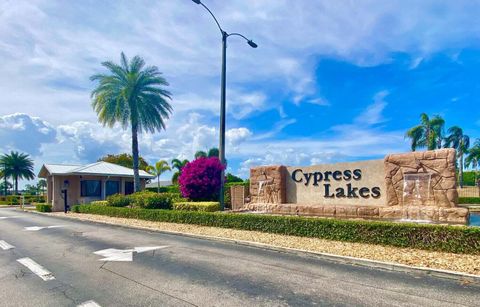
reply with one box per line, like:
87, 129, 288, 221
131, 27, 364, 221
246, 149, 469, 224
384, 148, 458, 207
249, 165, 286, 204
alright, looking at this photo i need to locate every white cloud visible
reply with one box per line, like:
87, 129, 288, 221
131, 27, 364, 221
0, 113, 56, 156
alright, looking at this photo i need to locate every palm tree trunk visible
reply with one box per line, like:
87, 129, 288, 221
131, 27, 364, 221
157, 175, 160, 193
14, 175, 18, 195
131, 123, 141, 192
459, 152, 464, 188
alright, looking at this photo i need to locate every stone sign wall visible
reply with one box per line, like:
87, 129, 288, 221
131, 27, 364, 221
245, 148, 469, 224
285, 160, 385, 206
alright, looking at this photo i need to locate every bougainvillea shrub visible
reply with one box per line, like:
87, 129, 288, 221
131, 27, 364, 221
178, 157, 225, 201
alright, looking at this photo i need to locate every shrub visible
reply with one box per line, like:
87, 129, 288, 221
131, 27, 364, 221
459, 197, 480, 204
131, 191, 172, 209
36, 204, 52, 212
71, 205, 480, 255
173, 202, 220, 212
146, 185, 180, 194
178, 157, 225, 201
91, 200, 108, 206
6, 195, 19, 205
107, 194, 131, 207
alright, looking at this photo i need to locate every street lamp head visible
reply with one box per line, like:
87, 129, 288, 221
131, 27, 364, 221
247, 40, 258, 48
192, 0, 201, 4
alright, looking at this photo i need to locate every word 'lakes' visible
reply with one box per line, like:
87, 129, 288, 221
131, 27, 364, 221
291, 169, 381, 199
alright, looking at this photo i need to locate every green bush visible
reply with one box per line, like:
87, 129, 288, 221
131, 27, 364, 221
459, 197, 480, 204
91, 200, 108, 206
146, 185, 180, 194
36, 204, 52, 212
71, 205, 480, 255
107, 194, 131, 207
131, 191, 172, 209
6, 195, 19, 205
173, 202, 220, 212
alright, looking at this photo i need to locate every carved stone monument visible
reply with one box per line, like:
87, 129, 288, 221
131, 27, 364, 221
244, 149, 469, 224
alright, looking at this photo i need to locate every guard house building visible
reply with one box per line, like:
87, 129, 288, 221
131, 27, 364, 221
38, 162, 154, 212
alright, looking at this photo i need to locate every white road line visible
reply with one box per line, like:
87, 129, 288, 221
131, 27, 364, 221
24, 225, 64, 231
77, 300, 102, 307
93, 246, 168, 262
0, 216, 20, 220
0, 240, 14, 250
16, 257, 55, 281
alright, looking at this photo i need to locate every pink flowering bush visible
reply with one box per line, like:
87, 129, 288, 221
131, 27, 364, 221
178, 157, 225, 201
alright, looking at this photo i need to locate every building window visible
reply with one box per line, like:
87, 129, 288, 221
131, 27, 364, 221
106, 181, 120, 197
125, 182, 134, 195
81, 180, 101, 197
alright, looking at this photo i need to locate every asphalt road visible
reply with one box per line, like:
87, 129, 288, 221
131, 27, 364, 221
0, 207, 479, 307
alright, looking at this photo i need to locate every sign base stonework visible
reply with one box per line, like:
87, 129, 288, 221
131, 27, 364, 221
246, 149, 469, 224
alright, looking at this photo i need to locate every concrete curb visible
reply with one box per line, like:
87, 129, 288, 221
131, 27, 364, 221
25, 209, 480, 283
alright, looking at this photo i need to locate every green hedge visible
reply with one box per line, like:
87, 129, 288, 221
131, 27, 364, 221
459, 197, 480, 204
71, 205, 480, 254
146, 185, 180, 193
91, 200, 108, 206
173, 202, 220, 212
0, 195, 46, 205
36, 204, 52, 212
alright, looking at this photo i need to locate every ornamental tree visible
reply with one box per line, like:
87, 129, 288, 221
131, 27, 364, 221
178, 157, 225, 201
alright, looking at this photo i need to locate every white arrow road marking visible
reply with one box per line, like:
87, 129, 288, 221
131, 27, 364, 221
93, 246, 168, 262
17, 257, 55, 281
24, 225, 64, 231
0, 240, 14, 250
77, 300, 102, 307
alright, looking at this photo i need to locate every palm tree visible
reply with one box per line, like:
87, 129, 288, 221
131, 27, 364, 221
194, 151, 207, 159
37, 179, 47, 195
207, 147, 219, 158
465, 139, 480, 187
405, 113, 445, 151
171, 158, 189, 183
90, 52, 172, 192
146, 160, 171, 193
0, 151, 35, 195
445, 126, 470, 187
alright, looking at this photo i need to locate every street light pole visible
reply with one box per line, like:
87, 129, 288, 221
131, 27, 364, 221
192, 0, 257, 211
219, 31, 227, 209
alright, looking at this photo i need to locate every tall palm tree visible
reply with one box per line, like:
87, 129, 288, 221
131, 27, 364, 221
445, 126, 470, 187
0, 151, 35, 195
465, 139, 480, 187
146, 160, 171, 193
171, 158, 189, 184
90, 52, 172, 192
405, 113, 445, 151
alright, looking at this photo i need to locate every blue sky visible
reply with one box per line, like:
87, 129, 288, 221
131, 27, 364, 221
0, 0, 479, 185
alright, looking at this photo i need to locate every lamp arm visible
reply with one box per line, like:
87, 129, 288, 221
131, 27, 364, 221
199, 2, 224, 35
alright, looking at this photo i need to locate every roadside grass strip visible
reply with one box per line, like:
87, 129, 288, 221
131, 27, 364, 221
17, 257, 55, 281
77, 300, 102, 307
0, 240, 14, 250
24, 225, 64, 231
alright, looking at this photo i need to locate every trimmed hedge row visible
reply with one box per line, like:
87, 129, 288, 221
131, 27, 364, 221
72, 205, 480, 254
459, 197, 480, 204
36, 204, 52, 212
173, 202, 220, 212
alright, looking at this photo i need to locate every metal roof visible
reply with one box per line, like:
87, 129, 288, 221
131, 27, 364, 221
38, 161, 154, 179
